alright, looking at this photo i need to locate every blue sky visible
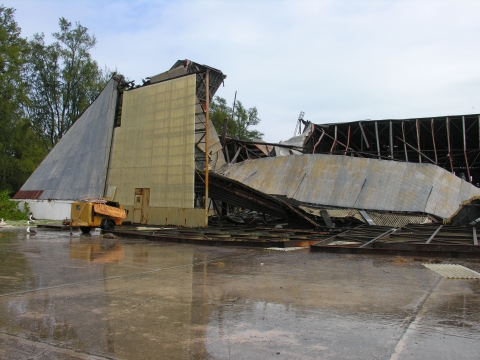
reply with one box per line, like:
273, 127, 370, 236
6, 0, 480, 142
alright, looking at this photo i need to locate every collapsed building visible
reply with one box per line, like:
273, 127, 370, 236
14, 60, 227, 226
13, 60, 480, 228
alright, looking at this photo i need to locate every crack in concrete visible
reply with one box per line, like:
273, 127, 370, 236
0, 331, 116, 360
0, 252, 254, 298
386, 276, 443, 360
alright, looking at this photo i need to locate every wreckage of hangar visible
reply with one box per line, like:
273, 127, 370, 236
13, 58, 480, 226
14, 60, 228, 226
217, 113, 480, 223
216, 154, 480, 220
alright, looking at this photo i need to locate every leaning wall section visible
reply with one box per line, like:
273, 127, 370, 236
216, 154, 480, 219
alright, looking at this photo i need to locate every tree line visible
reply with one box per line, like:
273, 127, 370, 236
0, 6, 109, 195
0, 5, 262, 196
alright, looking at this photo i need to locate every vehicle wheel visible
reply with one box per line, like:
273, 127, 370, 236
104, 220, 115, 231
80, 226, 92, 234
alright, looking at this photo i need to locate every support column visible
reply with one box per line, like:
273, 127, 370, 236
402, 121, 408, 161
463, 116, 472, 183
375, 122, 381, 159
431, 119, 438, 164
205, 70, 210, 227
416, 119, 421, 163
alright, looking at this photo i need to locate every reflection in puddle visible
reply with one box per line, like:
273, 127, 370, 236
133, 248, 148, 264
2, 229, 480, 359
69, 242, 125, 263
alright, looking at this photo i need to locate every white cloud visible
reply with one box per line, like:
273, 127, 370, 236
5, 0, 480, 141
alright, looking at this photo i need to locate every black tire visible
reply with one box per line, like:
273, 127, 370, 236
104, 220, 115, 231
80, 226, 92, 234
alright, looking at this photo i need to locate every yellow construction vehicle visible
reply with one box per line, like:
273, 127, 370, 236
68, 200, 127, 234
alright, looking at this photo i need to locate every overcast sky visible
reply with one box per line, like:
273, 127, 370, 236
5, 0, 480, 142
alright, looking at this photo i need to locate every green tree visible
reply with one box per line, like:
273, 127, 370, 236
27, 18, 110, 150
0, 6, 45, 194
210, 96, 264, 141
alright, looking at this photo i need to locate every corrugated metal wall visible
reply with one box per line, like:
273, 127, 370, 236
217, 154, 480, 219
106, 75, 196, 211
17, 78, 119, 200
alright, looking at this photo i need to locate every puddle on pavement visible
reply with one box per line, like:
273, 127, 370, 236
1, 228, 480, 359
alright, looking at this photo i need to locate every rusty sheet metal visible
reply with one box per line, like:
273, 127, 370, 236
16, 78, 119, 200
12, 190, 44, 200
216, 154, 480, 219
93, 204, 126, 219
253, 143, 273, 157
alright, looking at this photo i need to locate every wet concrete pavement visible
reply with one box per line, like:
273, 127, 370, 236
1, 227, 480, 359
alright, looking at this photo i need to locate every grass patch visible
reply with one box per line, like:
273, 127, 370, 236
0, 190, 29, 220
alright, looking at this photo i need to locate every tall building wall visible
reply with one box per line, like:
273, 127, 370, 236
106, 74, 203, 226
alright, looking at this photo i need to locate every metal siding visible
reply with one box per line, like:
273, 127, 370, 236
106, 75, 196, 209
16, 78, 118, 200
216, 154, 480, 218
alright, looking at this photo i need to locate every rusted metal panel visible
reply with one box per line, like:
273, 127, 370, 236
133, 188, 150, 224
12, 190, 44, 199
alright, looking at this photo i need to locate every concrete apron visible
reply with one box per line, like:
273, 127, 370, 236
1, 227, 480, 359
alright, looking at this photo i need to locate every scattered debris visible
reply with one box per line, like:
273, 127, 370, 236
390, 256, 414, 264
444, 196, 480, 227
311, 224, 480, 258
102, 233, 118, 239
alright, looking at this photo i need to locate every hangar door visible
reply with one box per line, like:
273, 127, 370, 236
133, 188, 150, 224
